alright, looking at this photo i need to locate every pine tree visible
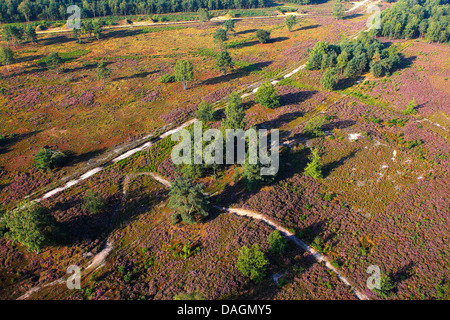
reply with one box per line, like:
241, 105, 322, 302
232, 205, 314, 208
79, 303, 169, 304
332, 0, 345, 20
174, 60, 194, 90
96, 61, 111, 81
0, 46, 14, 72
2, 201, 57, 252
46, 52, 63, 73
285, 15, 297, 32
321, 67, 339, 91
196, 101, 215, 123
168, 177, 209, 225
222, 91, 245, 130
214, 28, 228, 49
304, 148, 323, 179
236, 244, 269, 282
256, 29, 270, 43
255, 81, 280, 109
216, 49, 234, 75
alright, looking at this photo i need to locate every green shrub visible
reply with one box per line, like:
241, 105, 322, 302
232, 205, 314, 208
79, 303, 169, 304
255, 81, 280, 109
236, 244, 269, 282
268, 230, 288, 255
82, 190, 106, 214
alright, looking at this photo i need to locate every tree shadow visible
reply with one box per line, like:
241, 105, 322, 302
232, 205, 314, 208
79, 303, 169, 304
279, 90, 318, 107
322, 149, 358, 178
343, 13, 363, 20
13, 54, 45, 65
114, 70, 159, 81
103, 29, 142, 40
40, 35, 74, 46
322, 119, 356, 131
258, 111, 304, 130
0, 131, 42, 155
64, 62, 98, 73
269, 36, 289, 44
202, 61, 273, 85
64, 148, 107, 166
298, 24, 320, 31
392, 262, 415, 286
234, 29, 257, 35
225, 39, 259, 49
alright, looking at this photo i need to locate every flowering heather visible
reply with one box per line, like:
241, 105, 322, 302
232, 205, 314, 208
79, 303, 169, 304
159, 102, 199, 124
142, 90, 159, 103
202, 87, 235, 104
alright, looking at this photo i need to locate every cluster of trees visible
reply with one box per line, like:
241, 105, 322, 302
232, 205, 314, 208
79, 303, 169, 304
236, 230, 288, 282
0, 0, 272, 23
376, 0, 450, 43
0, 189, 106, 252
2, 23, 37, 47
0, 201, 57, 252
306, 32, 402, 90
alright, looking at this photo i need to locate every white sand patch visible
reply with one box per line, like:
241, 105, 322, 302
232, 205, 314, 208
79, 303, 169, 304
348, 133, 362, 141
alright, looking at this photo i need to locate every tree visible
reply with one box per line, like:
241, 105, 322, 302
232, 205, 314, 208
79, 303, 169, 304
373, 274, 396, 298
268, 230, 287, 255
82, 190, 106, 214
196, 101, 215, 122
285, 15, 297, 32
256, 29, 270, 43
236, 244, 269, 282
2, 201, 56, 252
303, 116, 326, 137
92, 20, 104, 40
336, 51, 349, 73
174, 60, 194, 90
321, 67, 339, 91
214, 28, 228, 49
224, 19, 235, 34
304, 148, 323, 179
332, 0, 345, 20
222, 91, 245, 130
168, 177, 209, 225
96, 61, 111, 81
370, 62, 385, 77
197, 8, 210, 24
402, 98, 418, 115
0, 46, 14, 72
46, 52, 63, 73
255, 81, 280, 109
34, 147, 67, 171
17, 0, 32, 22
216, 49, 233, 75
72, 28, 82, 43
24, 24, 37, 43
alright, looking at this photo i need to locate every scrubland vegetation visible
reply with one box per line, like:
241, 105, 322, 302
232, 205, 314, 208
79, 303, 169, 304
0, 0, 449, 301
